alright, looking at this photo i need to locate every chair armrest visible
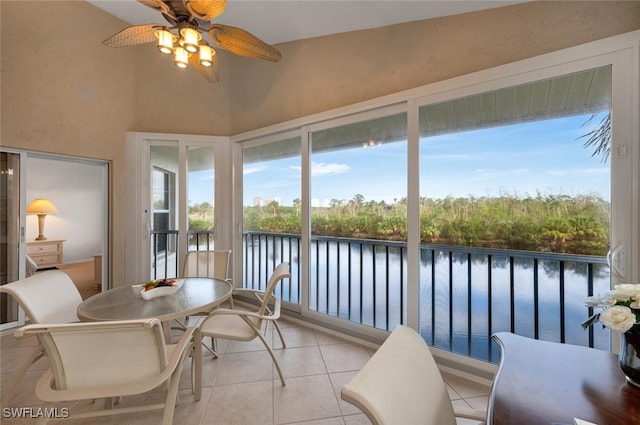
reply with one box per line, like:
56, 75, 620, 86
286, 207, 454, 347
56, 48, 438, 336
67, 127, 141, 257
207, 303, 281, 321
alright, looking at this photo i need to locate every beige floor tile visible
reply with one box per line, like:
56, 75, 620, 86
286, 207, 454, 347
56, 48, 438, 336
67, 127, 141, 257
274, 345, 327, 378
343, 413, 372, 425
288, 417, 345, 425
464, 395, 489, 412
274, 325, 318, 349
274, 374, 342, 424
215, 351, 275, 385
442, 371, 491, 399
203, 381, 273, 425
314, 330, 351, 346
446, 382, 463, 401
328, 371, 362, 416
319, 343, 372, 373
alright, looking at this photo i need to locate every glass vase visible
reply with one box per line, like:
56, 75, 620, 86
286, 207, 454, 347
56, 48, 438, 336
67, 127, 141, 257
620, 331, 640, 388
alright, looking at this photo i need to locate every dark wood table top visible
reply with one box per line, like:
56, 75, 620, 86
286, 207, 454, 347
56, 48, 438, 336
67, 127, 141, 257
488, 332, 640, 425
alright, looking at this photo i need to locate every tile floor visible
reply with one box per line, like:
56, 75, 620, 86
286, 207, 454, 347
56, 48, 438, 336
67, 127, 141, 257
0, 317, 491, 424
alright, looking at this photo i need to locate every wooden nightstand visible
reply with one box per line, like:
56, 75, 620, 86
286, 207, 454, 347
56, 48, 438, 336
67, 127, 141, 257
26, 239, 65, 269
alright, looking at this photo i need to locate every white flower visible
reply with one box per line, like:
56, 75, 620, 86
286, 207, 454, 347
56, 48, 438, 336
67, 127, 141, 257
585, 291, 617, 308
598, 305, 636, 333
613, 284, 640, 302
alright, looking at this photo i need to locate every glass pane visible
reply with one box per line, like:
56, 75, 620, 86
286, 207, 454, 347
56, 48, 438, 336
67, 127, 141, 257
310, 112, 408, 329
187, 146, 215, 250
418, 66, 612, 361
0, 152, 20, 325
150, 145, 178, 279
242, 136, 301, 304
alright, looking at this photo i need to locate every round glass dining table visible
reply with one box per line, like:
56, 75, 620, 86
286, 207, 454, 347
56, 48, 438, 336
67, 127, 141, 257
77, 277, 232, 326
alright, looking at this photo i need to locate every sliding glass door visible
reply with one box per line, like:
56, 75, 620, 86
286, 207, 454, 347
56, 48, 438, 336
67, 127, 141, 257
0, 150, 24, 330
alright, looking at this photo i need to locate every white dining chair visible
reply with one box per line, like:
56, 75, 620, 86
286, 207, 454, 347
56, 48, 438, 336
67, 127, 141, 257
0, 270, 83, 407
15, 318, 202, 425
199, 262, 290, 385
177, 249, 232, 352
341, 325, 487, 425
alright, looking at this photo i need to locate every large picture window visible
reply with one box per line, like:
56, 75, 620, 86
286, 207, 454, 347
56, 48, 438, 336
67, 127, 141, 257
418, 67, 613, 361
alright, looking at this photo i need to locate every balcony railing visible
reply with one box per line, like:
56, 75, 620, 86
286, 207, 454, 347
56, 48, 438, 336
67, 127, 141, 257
243, 231, 611, 363
150, 230, 215, 279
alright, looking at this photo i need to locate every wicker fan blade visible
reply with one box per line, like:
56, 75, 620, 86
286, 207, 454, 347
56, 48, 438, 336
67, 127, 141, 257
188, 53, 220, 84
184, 0, 227, 21
138, 0, 171, 14
208, 24, 281, 62
103, 24, 162, 48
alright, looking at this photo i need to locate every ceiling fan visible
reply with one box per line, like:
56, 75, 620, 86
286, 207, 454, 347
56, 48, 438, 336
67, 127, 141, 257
102, 0, 282, 83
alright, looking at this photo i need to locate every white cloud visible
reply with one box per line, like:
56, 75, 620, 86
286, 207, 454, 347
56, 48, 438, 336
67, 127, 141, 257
291, 161, 350, 176
243, 165, 268, 175
312, 161, 350, 176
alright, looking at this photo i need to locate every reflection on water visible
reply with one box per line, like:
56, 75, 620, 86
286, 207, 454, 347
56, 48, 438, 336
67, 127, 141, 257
419, 250, 610, 363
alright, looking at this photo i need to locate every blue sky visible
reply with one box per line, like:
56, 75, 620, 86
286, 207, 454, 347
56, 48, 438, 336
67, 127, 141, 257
180, 113, 608, 207
238, 112, 609, 207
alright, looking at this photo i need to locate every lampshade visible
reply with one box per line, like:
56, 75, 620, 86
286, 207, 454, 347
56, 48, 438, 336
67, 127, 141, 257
174, 46, 189, 69
179, 27, 202, 53
199, 44, 214, 67
26, 198, 58, 241
155, 28, 176, 55
26, 198, 59, 215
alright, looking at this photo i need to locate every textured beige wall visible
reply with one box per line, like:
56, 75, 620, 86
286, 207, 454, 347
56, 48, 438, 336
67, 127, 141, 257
133, 35, 233, 135
230, 0, 640, 134
1, 0, 138, 286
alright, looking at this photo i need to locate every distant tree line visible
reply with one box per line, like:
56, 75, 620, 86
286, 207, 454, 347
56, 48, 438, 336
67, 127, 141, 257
243, 193, 610, 256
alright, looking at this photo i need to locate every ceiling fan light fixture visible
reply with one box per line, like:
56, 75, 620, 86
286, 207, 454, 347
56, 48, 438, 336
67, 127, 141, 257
179, 27, 202, 53
154, 28, 175, 55
199, 43, 215, 67
174, 46, 189, 69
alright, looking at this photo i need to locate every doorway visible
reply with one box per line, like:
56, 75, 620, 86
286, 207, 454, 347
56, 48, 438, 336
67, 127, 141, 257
0, 149, 109, 329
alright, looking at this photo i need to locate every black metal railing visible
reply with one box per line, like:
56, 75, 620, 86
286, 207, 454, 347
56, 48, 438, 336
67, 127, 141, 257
150, 230, 215, 279
150, 230, 180, 279
242, 231, 610, 363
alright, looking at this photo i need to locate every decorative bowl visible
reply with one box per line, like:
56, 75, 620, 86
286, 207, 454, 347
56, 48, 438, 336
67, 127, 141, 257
132, 279, 184, 300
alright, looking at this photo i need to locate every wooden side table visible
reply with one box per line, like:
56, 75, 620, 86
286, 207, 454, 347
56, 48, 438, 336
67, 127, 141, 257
488, 332, 640, 425
26, 239, 65, 269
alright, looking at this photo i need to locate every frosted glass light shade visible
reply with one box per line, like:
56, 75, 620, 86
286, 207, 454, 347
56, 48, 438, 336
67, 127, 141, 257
199, 44, 214, 67
174, 47, 189, 69
155, 28, 175, 55
179, 27, 201, 53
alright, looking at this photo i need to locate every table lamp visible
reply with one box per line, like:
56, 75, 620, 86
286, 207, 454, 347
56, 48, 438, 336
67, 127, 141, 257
26, 198, 59, 241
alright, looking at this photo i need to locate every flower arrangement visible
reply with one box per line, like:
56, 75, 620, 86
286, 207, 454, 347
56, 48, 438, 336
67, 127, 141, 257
582, 284, 640, 334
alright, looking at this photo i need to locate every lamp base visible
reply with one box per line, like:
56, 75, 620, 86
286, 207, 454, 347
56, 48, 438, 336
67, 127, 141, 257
35, 235, 47, 241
